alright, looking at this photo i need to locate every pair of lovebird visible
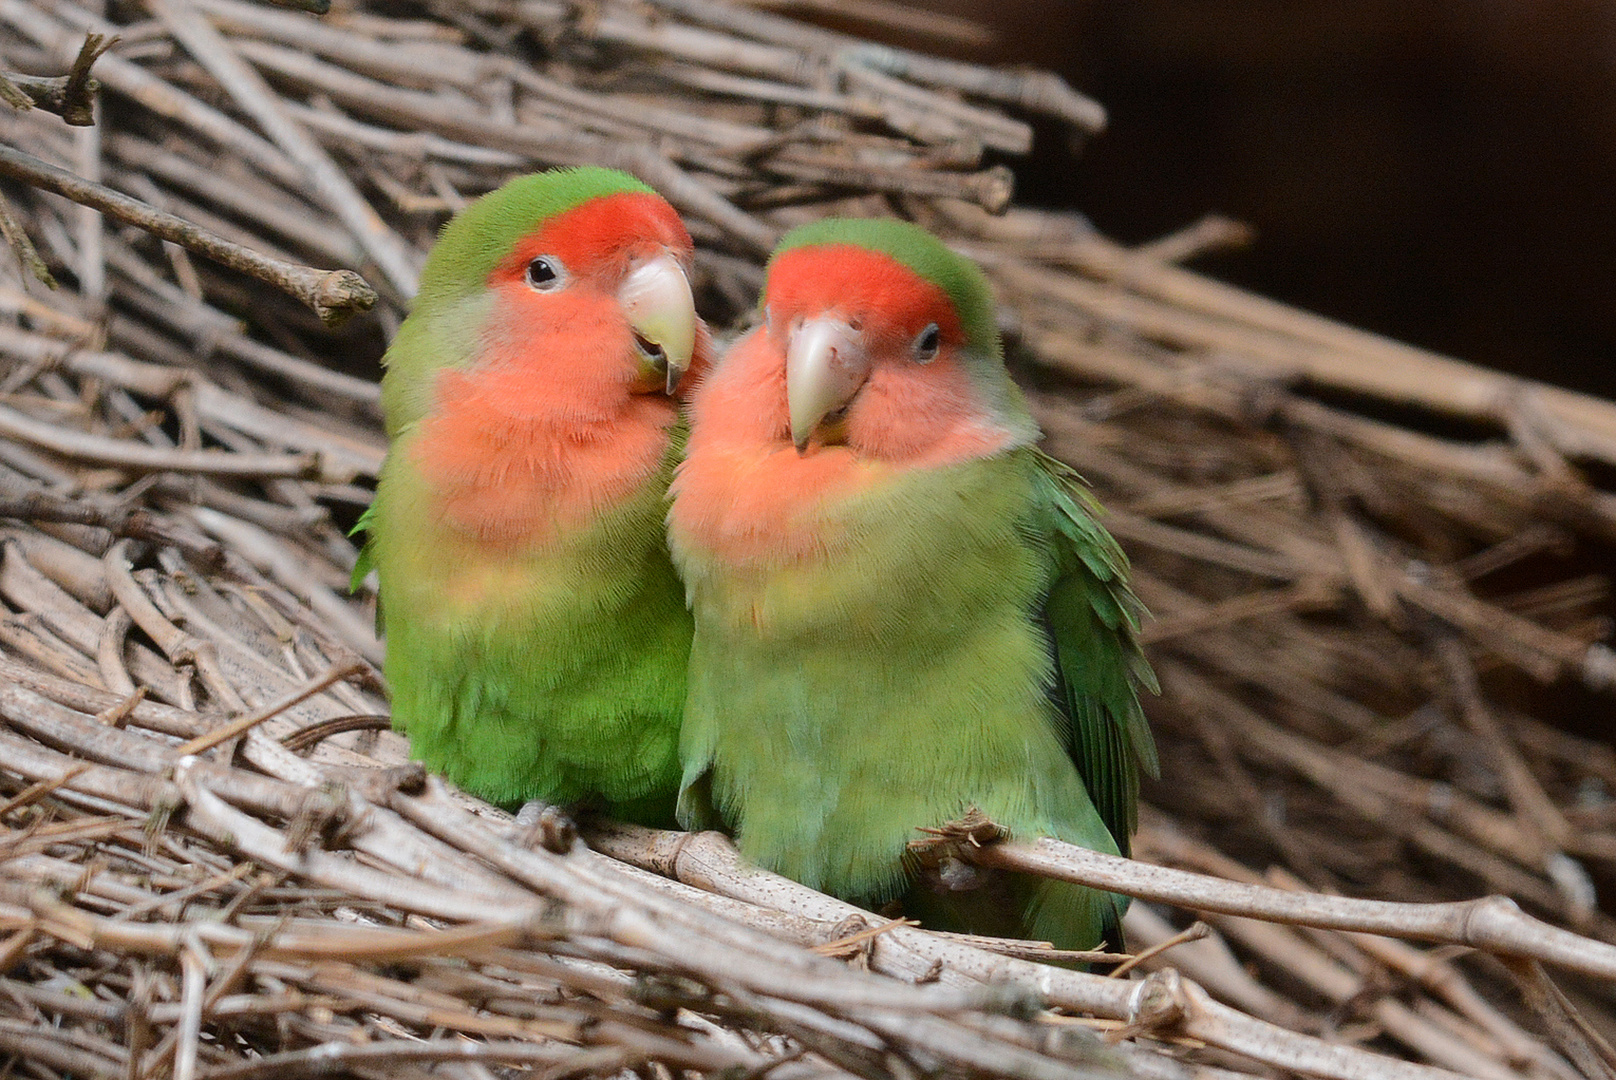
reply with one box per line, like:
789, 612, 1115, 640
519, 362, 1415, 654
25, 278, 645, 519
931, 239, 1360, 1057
358, 166, 1158, 952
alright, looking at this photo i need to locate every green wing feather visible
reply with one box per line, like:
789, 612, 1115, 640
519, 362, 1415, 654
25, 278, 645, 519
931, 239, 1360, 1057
348, 503, 377, 594
1029, 451, 1158, 857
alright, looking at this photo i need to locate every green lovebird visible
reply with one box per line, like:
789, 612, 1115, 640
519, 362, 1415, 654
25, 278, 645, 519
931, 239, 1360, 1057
667, 218, 1157, 949
355, 167, 709, 823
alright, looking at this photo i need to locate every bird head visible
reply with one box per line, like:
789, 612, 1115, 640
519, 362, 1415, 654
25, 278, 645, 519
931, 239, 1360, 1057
383, 167, 698, 435
757, 217, 1035, 464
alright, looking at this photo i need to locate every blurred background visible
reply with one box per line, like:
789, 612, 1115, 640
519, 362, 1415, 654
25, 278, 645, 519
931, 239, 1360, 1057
797, 0, 1616, 401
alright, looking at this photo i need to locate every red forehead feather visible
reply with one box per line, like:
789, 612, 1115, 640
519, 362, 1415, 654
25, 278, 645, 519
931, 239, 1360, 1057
766, 244, 963, 345
490, 191, 692, 284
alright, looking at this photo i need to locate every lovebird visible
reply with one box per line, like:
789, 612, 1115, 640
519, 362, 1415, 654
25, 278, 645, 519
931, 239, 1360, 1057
668, 218, 1157, 949
357, 167, 708, 823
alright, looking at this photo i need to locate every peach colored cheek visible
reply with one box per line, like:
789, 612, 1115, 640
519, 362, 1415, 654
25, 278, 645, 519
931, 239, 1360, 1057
840, 357, 968, 459
689, 331, 788, 448
477, 286, 636, 394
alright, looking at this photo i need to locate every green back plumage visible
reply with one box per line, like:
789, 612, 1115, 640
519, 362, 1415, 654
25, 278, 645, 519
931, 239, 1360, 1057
1030, 451, 1160, 856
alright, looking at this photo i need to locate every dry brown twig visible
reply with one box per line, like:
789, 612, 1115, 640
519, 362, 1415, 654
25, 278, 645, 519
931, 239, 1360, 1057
911, 810, 1616, 981
0, 144, 376, 326
0, 188, 53, 287
0, 32, 113, 126
0, 3, 1612, 1080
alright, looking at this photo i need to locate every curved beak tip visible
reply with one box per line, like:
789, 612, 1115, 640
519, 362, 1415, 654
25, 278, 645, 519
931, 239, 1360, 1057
666, 363, 685, 396
786, 316, 868, 453
620, 253, 697, 395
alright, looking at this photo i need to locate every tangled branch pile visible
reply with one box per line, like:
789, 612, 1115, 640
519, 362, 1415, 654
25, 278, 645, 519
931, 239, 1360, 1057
0, 2, 1614, 1080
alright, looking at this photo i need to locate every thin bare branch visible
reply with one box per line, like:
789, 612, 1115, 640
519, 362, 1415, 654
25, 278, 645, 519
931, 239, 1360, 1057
0, 144, 375, 325
0, 188, 55, 287
942, 823, 1616, 981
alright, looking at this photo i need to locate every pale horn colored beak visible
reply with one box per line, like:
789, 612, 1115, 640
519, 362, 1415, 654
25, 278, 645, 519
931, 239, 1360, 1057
786, 316, 869, 453
619, 252, 696, 394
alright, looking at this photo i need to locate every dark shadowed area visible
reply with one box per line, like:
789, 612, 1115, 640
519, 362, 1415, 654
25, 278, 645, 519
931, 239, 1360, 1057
812, 0, 1616, 400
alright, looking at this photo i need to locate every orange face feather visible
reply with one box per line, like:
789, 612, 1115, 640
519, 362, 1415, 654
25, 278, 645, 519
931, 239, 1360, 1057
670, 244, 1017, 565
411, 193, 706, 549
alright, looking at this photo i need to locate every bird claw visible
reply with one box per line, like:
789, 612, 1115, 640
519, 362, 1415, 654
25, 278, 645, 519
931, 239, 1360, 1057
908, 806, 1009, 856
909, 808, 1009, 892
935, 854, 990, 892
510, 799, 577, 854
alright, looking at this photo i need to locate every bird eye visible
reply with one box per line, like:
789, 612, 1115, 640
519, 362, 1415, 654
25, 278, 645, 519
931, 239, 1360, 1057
913, 323, 941, 363
525, 257, 564, 291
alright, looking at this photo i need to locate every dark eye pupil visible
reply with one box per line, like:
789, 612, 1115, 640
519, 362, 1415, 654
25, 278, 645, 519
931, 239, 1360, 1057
526, 258, 556, 286
917, 325, 940, 357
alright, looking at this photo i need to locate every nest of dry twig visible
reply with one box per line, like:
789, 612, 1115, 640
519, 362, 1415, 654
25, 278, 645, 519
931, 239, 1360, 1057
0, 3, 1614, 1080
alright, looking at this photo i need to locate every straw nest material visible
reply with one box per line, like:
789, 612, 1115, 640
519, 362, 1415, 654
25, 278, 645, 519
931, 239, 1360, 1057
0, 3, 1614, 1080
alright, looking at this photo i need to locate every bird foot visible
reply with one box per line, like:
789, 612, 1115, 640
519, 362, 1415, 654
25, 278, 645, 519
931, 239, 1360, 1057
908, 807, 1010, 892
908, 806, 1008, 854
510, 799, 578, 854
